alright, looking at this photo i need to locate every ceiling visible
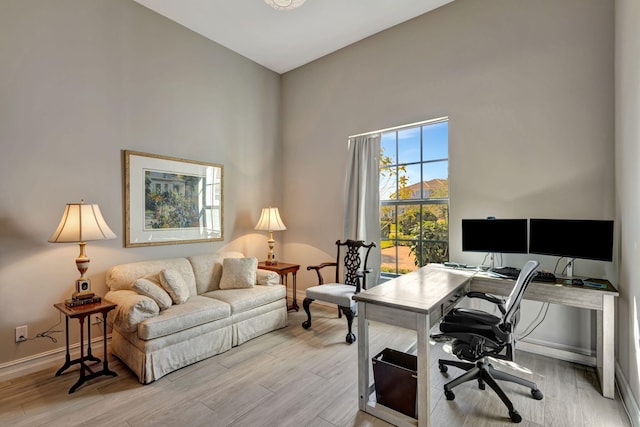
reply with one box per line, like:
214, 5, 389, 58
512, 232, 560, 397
133, 0, 455, 74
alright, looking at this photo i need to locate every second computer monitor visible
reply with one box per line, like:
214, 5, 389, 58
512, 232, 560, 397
461, 218, 528, 254
528, 219, 614, 262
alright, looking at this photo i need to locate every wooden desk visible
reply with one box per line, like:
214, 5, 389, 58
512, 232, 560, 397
353, 265, 471, 427
466, 270, 618, 399
353, 265, 619, 426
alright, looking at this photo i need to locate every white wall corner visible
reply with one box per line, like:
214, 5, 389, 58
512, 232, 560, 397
616, 362, 640, 427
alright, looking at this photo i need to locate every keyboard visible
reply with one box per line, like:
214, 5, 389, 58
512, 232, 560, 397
533, 271, 557, 283
489, 267, 557, 283
489, 266, 520, 279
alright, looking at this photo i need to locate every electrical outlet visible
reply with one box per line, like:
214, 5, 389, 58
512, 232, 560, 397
15, 325, 27, 342
91, 314, 102, 325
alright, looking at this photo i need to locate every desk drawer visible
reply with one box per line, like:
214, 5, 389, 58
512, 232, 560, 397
442, 289, 465, 314
430, 289, 466, 325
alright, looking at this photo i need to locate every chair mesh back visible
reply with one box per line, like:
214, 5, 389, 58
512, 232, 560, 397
503, 260, 539, 327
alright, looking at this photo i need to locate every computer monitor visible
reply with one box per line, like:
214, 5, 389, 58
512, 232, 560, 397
461, 219, 528, 254
528, 219, 614, 262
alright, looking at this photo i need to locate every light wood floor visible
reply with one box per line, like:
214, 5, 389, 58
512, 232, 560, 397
0, 306, 631, 427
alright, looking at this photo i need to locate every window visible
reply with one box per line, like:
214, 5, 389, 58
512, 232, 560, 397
380, 118, 449, 276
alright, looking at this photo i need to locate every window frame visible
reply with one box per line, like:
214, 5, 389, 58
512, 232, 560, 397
379, 117, 450, 279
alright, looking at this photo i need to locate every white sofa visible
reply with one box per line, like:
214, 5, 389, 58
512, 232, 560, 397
104, 251, 287, 384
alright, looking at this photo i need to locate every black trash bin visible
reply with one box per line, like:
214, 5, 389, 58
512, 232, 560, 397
372, 348, 417, 418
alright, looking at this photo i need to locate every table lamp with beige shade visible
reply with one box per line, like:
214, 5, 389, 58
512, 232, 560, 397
255, 207, 286, 265
49, 200, 116, 299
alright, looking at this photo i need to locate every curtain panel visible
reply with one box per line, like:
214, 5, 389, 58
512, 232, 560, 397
344, 134, 381, 286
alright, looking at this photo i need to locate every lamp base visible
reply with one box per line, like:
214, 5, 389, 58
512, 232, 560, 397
264, 260, 278, 266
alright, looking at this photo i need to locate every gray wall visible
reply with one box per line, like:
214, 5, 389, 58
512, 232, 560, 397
615, 0, 640, 410
0, 0, 281, 365
281, 0, 614, 352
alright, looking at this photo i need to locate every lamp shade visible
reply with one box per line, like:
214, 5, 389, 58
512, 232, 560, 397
255, 207, 287, 232
49, 202, 117, 243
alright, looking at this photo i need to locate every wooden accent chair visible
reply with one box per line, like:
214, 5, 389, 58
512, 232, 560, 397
302, 239, 376, 344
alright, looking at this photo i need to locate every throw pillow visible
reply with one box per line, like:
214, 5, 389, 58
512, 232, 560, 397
132, 277, 173, 310
219, 257, 258, 290
159, 268, 190, 304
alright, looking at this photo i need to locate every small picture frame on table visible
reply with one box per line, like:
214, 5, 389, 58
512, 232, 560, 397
76, 279, 91, 294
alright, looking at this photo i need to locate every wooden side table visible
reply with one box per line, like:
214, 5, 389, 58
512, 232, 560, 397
258, 262, 300, 311
53, 300, 118, 393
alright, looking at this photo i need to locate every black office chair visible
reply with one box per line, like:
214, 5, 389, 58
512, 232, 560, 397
302, 239, 375, 344
435, 260, 543, 423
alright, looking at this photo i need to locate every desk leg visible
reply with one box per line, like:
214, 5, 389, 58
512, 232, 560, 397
357, 301, 369, 411
417, 313, 431, 427
597, 295, 615, 399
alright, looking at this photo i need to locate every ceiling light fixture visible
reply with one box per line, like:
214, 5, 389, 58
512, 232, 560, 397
264, 0, 306, 11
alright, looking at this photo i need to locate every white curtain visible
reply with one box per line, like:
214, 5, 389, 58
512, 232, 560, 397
344, 134, 381, 286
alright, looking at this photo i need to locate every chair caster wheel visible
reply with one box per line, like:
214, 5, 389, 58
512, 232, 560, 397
302, 320, 311, 329
439, 364, 448, 373
509, 410, 522, 423
478, 380, 485, 390
444, 390, 455, 400
346, 333, 356, 344
531, 389, 543, 400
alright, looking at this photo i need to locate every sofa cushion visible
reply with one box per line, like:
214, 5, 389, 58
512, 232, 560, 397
203, 284, 286, 314
188, 251, 244, 294
132, 277, 172, 310
106, 257, 197, 297
219, 257, 258, 290
159, 268, 190, 304
137, 295, 231, 340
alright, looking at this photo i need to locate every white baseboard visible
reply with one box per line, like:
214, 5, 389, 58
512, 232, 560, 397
517, 337, 596, 366
616, 362, 640, 427
0, 335, 110, 383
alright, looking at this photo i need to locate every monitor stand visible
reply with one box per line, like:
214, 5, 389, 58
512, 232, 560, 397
565, 258, 575, 278
490, 252, 503, 269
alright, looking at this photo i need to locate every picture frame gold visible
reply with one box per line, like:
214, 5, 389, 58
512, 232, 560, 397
124, 150, 224, 247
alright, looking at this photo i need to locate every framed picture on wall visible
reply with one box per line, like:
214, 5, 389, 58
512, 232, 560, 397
124, 150, 224, 247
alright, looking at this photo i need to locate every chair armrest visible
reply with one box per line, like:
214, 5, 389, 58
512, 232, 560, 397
466, 291, 506, 314
307, 262, 337, 285
354, 268, 374, 292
